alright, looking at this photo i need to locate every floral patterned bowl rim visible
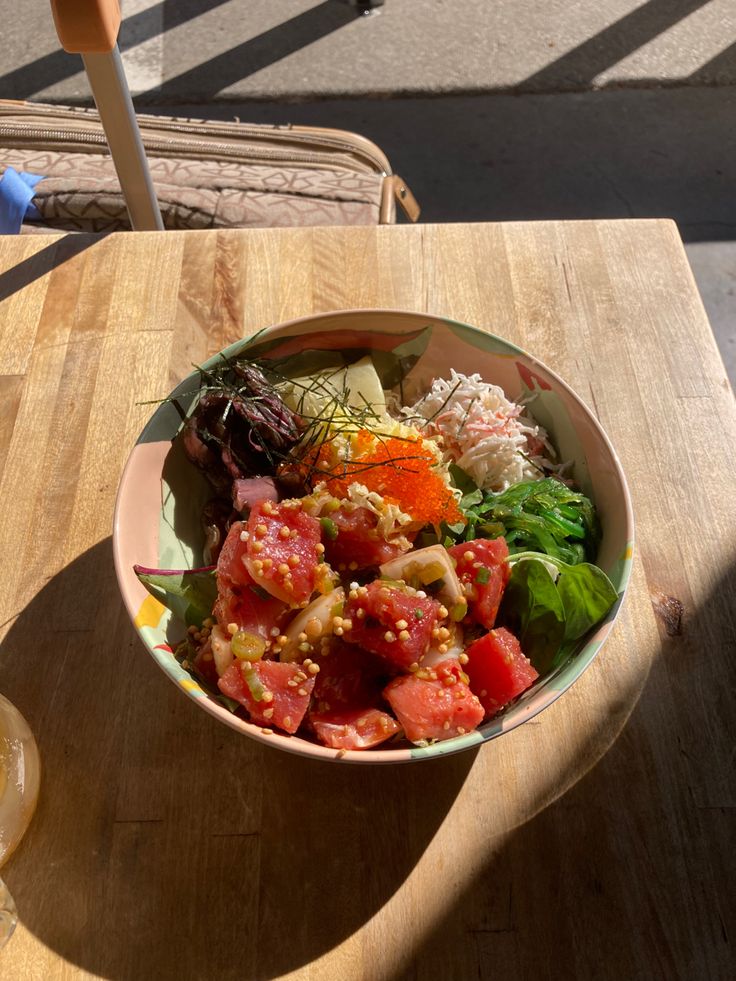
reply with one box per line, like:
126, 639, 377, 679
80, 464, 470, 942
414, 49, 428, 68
113, 309, 634, 764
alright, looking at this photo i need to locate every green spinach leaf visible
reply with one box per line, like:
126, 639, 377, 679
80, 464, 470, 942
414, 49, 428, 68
501, 552, 618, 671
499, 559, 566, 672
134, 565, 217, 629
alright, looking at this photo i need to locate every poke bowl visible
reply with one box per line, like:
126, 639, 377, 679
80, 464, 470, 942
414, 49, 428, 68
113, 310, 634, 764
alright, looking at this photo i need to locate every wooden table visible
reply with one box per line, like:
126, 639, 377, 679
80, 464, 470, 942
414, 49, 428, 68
0, 221, 733, 981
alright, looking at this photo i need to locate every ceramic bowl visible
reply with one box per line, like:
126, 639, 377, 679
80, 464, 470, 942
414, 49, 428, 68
113, 310, 634, 763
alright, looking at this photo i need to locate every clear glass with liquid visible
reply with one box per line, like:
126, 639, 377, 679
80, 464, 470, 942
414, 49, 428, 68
0, 694, 40, 948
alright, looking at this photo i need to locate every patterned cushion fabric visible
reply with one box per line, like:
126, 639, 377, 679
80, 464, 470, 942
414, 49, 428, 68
1, 148, 381, 232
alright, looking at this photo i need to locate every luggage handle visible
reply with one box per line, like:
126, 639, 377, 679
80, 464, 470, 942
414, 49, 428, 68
49, 0, 164, 230
50, 0, 120, 53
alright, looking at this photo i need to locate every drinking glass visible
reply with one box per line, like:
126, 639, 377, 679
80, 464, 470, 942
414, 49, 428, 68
0, 694, 40, 948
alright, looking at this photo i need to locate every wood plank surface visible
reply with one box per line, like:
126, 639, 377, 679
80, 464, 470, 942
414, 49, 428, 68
0, 221, 733, 981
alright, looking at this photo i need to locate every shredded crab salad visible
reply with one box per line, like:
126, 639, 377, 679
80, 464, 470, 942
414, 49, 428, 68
404, 369, 554, 492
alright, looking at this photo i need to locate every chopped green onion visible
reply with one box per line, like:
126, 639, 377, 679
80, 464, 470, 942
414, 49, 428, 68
450, 599, 468, 622
414, 608, 425, 620
475, 566, 490, 585
232, 631, 266, 662
240, 661, 266, 701
320, 516, 339, 540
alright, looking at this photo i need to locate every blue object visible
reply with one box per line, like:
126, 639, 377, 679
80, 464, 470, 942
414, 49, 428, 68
0, 167, 44, 234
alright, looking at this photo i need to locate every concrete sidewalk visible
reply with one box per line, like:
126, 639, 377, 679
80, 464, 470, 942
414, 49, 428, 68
3, 1, 736, 103
0, 0, 734, 381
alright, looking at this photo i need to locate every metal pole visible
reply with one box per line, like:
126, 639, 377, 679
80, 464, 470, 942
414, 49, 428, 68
82, 45, 164, 230
50, 0, 163, 231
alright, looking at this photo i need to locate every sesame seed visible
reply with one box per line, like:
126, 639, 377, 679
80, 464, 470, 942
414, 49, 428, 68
239, 530, 249, 542
262, 691, 274, 703
252, 541, 264, 554
307, 663, 320, 674
283, 716, 292, 728
227, 622, 238, 636
457, 726, 466, 735
278, 635, 288, 645
287, 679, 298, 688
255, 523, 268, 537
288, 554, 300, 568
252, 560, 264, 573
260, 728, 273, 735
298, 642, 311, 653
395, 619, 408, 630
409, 662, 419, 672
443, 676, 455, 687
438, 605, 449, 619
355, 607, 365, 619
262, 501, 274, 514
443, 720, 450, 730
342, 618, 353, 631
295, 671, 307, 681
279, 526, 290, 539
270, 626, 280, 637
399, 630, 410, 641
438, 643, 448, 654
278, 563, 290, 575
431, 628, 440, 639
384, 631, 396, 643
463, 551, 475, 562
315, 542, 325, 554
290, 529, 299, 538
458, 653, 469, 665
263, 558, 273, 570
333, 616, 343, 628
416, 590, 427, 599
349, 581, 359, 590
334, 627, 344, 636
262, 707, 274, 719
297, 632, 308, 643
438, 627, 451, 641
297, 688, 308, 697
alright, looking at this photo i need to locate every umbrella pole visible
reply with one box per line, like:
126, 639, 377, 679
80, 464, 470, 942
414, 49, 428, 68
82, 45, 164, 231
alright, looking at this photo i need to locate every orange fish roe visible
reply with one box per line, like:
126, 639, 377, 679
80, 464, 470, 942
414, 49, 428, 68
311, 430, 463, 527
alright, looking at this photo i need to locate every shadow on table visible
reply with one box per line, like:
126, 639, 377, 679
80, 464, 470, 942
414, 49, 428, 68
0, 234, 103, 304
388, 561, 736, 979
0, 537, 475, 980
